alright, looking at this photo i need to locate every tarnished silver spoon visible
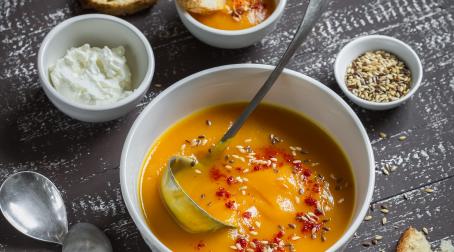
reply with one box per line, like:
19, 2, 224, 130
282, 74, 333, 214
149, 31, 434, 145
0, 171, 112, 252
160, 0, 330, 233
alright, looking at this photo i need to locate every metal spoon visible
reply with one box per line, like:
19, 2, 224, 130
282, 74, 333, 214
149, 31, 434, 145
161, 0, 329, 234
161, 156, 235, 233
0, 171, 112, 252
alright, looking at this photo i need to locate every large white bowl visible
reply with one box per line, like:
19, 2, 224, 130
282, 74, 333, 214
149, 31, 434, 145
38, 14, 155, 122
120, 64, 375, 251
175, 0, 287, 49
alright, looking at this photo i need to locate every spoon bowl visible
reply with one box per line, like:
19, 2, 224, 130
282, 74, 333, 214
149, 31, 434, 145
0, 171, 113, 252
160, 156, 235, 233
63, 223, 113, 252
0, 171, 68, 244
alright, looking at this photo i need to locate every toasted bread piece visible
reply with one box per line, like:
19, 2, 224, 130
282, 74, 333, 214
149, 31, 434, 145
397, 227, 433, 252
178, 0, 226, 14
81, 0, 156, 16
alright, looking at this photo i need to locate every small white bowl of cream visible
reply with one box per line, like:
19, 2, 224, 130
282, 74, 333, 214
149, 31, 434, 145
38, 14, 154, 122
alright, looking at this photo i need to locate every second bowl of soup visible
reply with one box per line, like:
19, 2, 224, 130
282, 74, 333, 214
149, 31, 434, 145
175, 0, 287, 48
120, 64, 375, 252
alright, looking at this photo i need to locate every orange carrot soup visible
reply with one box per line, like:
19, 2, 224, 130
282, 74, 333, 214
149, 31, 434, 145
140, 103, 355, 252
192, 0, 276, 30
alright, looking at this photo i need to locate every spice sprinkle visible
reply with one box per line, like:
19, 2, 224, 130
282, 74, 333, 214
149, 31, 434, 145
140, 103, 355, 251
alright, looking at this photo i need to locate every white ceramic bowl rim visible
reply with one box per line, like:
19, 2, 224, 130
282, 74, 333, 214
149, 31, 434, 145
335, 34, 423, 107
37, 14, 155, 111
176, 0, 287, 36
120, 63, 375, 252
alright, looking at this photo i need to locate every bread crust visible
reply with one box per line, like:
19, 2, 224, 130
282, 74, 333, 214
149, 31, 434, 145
177, 0, 226, 14
81, 0, 156, 16
397, 227, 432, 252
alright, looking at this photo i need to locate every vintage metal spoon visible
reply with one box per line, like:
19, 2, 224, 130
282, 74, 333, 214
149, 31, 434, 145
0, 171, 112, 252
161, 0, 329, 233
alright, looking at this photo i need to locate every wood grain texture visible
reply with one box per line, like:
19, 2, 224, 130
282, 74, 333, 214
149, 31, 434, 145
0, 0, 453, 251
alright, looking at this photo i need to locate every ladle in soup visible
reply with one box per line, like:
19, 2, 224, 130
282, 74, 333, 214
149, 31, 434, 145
160, 0, 329, 233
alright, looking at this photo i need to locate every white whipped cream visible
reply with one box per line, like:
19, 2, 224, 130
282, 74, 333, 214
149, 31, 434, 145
49, 44, 133, 106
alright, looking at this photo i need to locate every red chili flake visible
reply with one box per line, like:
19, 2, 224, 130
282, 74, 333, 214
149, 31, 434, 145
294, 162, 303, 169
295, 212, 305, 222
262, 147, 279, 159
252, 239, 266, 252
301, 220, 321, 233
303, 169, 312, 177
252, 147, 300, 172
304, 197, 317, 207
314, 208, 323, 216
225, 200, 236, 209
282, 153, 294, 163
215, 187, 231, 198
272, 231, 285, 249
235, 237, 248, 248
195, 241, 205, 250
276, 230, 285, 238
235, 167, 243, 171
242, 211, 252, 219
226, 176, 235, 185
301, 220, 314, 232
263, 147, 291, 161
210, 167, 225, 181
312, 183, 321, 193
272, 236, 281, 245
293, 165, 303, 174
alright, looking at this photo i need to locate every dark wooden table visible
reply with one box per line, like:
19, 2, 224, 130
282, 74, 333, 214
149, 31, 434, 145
1, 0, 453, 251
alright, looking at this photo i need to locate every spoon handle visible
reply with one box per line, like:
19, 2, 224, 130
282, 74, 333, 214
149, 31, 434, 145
220, 0, 329, 142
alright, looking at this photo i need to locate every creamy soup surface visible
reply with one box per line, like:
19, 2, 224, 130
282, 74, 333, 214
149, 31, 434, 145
140, 103, 355, 252
191, 0, 276, 30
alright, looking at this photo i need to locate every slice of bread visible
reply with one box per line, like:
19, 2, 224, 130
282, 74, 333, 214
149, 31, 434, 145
178, 0, 226, 14
81, 0, 156, 16
397, 227, 433, 252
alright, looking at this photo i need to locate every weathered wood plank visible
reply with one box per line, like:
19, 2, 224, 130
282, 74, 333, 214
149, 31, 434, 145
347, 175, 454, 251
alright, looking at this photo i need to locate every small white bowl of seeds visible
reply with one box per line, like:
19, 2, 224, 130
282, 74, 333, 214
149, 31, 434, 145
334, 35, 422, 110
